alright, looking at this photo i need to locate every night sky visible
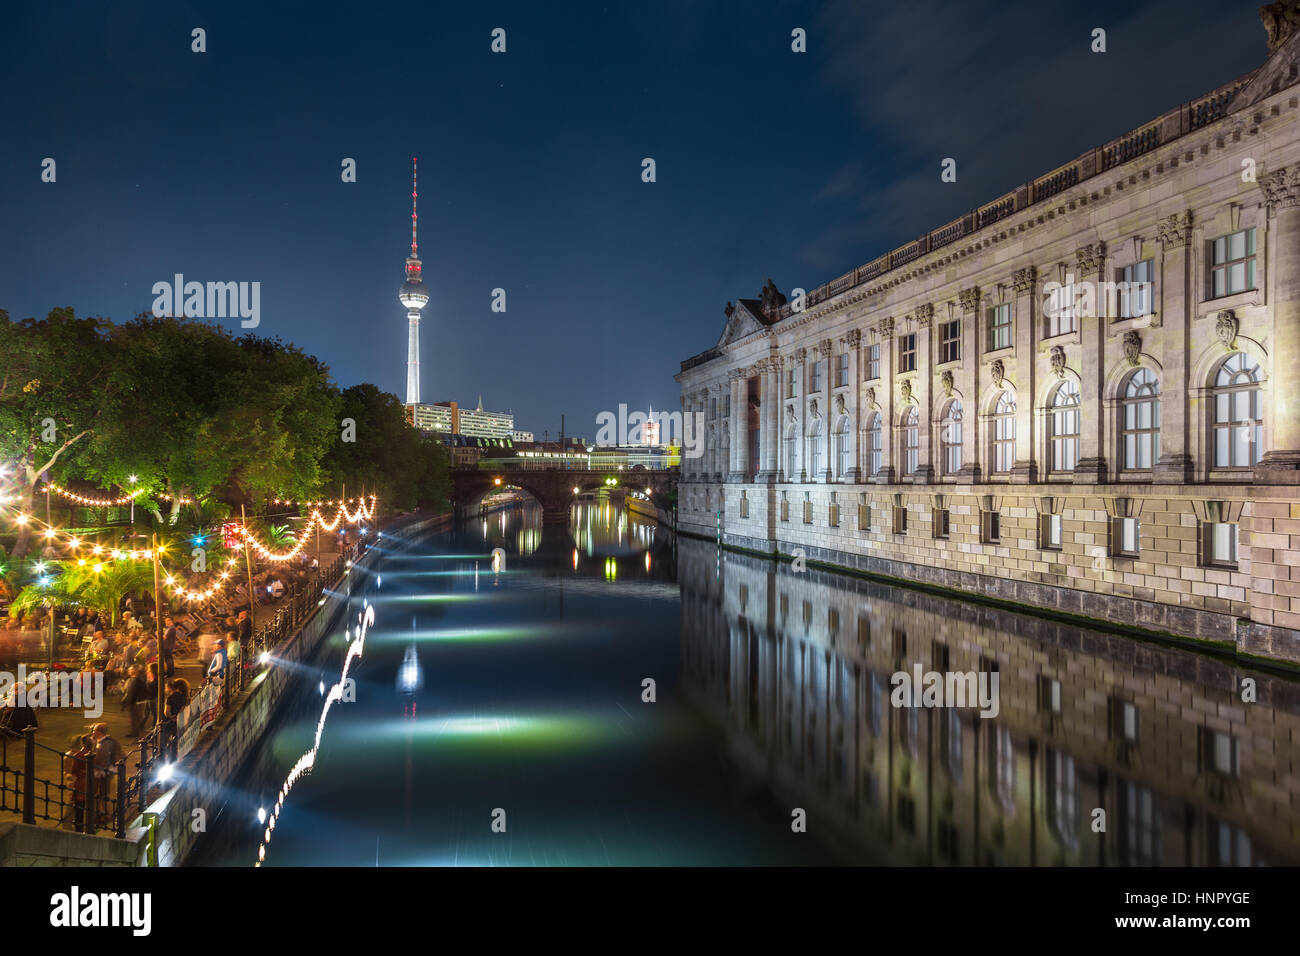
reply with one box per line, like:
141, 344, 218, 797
1, 0, 1263, 441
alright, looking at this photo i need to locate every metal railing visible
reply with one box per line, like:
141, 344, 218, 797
129, 544, 360, 810
0, 728, 128, 838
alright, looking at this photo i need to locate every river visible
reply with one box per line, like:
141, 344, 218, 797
195, 499, 1300, 866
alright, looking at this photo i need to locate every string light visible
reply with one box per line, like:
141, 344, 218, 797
44, 483, 146, 506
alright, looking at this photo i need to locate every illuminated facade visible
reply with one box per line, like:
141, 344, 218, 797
406, 399, 513, 440
676, 13, 1300, 662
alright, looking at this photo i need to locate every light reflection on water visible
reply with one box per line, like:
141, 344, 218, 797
196, 501, 1300, 866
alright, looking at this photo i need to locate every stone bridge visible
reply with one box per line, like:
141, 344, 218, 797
450, 466, 678, 525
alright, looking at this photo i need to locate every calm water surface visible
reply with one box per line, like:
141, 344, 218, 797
197, 500, 1300, 866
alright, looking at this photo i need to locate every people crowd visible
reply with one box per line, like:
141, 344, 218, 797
0, 535, 363, 831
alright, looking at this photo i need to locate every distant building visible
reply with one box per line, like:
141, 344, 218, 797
437, 433, 515, 467
512, 429, 535, 443
643, 407, 661, 446
405, 397, 514, 440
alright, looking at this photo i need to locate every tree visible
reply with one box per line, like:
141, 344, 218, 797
320, 384, 427, 510
0, 309, 121, 557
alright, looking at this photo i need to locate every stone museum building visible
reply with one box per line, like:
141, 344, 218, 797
677, 7, 1300, 663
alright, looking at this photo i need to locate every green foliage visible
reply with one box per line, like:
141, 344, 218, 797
320, 384, 450, 512
9, 560, 154, 625
0, 308, 437, 540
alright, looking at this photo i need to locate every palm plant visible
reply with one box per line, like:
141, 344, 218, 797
11, 560, 155, 626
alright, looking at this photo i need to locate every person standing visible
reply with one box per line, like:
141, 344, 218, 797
90, 722, 123, 823
120, 665, 148, 737
161, 616, 179, 678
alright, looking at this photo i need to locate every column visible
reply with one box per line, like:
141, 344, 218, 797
1257, 168, 1300, 481
1153, 217, 1192, 482
1073, 243, 1108, 483
843, 329, 862, 482
816, 340, 833, 483
794, 347, 808, 481
956, 290, 980, 482
914, 304, 935, 483
717, 382, 728, 481
1011, 267, 1038, 482
728, 372, 746, 482
757, 357, 780, 482
877, 320, 896, 483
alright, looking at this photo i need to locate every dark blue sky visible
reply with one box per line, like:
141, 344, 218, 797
1, 0, 1264, 441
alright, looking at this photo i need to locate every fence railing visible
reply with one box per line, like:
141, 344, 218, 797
0, 728, 128, 838
1, 540, 364, 838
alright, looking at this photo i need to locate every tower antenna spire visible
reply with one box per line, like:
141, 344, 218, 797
399, 155, 429, 405
410, 156, 419, 261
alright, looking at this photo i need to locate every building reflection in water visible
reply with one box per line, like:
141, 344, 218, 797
678, 537, 1300, 866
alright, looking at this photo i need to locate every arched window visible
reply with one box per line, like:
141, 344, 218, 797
808, 419, 824, 479
992, 391, 1016, 474
1049, 380, 1081, 473
783, 421, 798, 481
1212, 352, 1263, 468
901, 407, 920, 476
939, 400, 963, 475
865, 412, 882, 478
1121, 367, 1160, 471
834, 417, 851, 480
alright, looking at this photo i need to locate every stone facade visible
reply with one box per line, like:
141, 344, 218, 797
677, 17, 1300, 663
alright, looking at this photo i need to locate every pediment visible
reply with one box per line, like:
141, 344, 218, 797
716, 300, 765, 347
1236, 26, 1300, 111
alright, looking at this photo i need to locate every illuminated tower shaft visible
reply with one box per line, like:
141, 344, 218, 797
406, 309, 420, 404
398, 157, 429, 406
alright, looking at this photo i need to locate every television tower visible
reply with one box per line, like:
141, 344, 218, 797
399, 157, 428, 405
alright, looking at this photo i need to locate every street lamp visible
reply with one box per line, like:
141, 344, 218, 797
128, 474, 138, 530
586, 445, 593, 469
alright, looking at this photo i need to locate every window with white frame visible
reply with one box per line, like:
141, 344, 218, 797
1212, 352, 1263, 468
901, 406, 919, 476
1040, 513, 1063, 550
1049, 380, 1081, 473
811, 359, 825, 392
786, 368, 797, 399
1121, 367, 1160, 471
940, 319, 961, 364
808, 419, 824, 478
865, 343, 880, 380
934, 507, 950, 538
992, 391, 1015, 474
783, 422, 798, 480
1118, 259, 1154, 318
1210, 228, 1256, 298
899, 333, 917, 373
834, 352, 849, 388
987, 303, 1012, 351
1046, 279, 1078, 336
834, 416, 851, 479
980, 509, 1001, 544
865, 412, 882, 477
940, 400, 963, 475
1203, 521, 1239, 568
1113, 516, 1140, 557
